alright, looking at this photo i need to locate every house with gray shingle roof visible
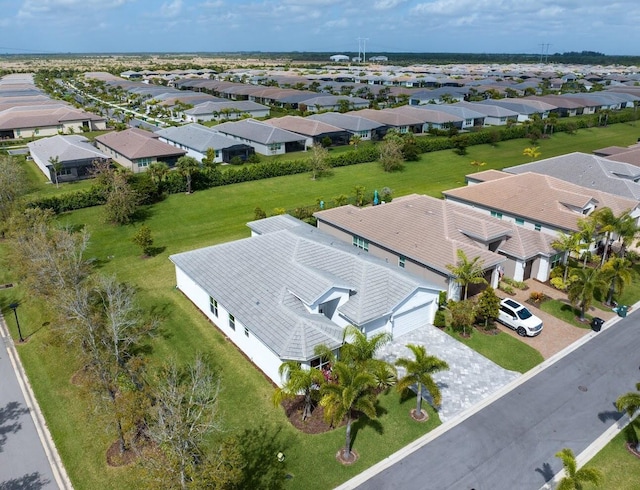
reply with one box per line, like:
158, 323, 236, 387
452, 101, 519, 126
94, 128, 186, 173
27, 134, 111, 183
263, 115, 351, 147
212, 118, 306, 155
155, 123, 255, 163
315, 194, 559, 298
170, 217, 441, 386
183, 100, 270, 122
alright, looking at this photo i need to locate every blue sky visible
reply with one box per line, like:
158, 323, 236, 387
1, 0, 639, 56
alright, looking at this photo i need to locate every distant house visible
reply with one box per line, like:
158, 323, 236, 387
0, 105, 106, 140
263, 116, 351, 147
183, 100, 270, 122
298, 95, 369, 113
170, 216, 442, 386
413, 104, 485, 130
354, 108, 424, 134
386, 106, 464, 131
212, 119, 306, 155
452, 102, 519, 126
155, 123, 255, 163
27, 134, 111, 183
315, 194, 560, 297
330, 54, 350, 62
95, 128, 186, 173
306, 112, 385, 140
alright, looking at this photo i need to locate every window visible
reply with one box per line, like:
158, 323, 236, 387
244, 327, 249, 337
229, 313, 235, 331
137, 157, 152, 167
534, 223, 542, 231
490, 211, 502, 219
209, 297, 218, 317
352, 235, 369, 251
399, 256, 406, 268
58, 168, 73, 176
515, 218, 524, 226
551, 253, 563, 268
310, 356, 331, 371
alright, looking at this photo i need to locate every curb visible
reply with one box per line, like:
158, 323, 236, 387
336, 299, 639, 490
0, 312, 74, 490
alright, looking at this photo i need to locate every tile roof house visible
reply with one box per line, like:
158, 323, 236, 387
183, 100, 270, 122
452, 101, 519, 126
387, 106, 464, 130
263, 115, 351, 147
212, 118, 306, 155
0, 105, 106, 139
306, 112, 385, 140
297, 95, 370, 113
27, 134, 111, 183
354, 108, 425, 134
314, 194, 559, 299
443, 171, 640, 235
170, 216, 441, 386
503, 152, 640, 201
155, 123, 255, 163
94, 128, 186, 173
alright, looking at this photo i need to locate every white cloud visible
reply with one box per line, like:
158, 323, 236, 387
18, 0, 130, 18
373, 0, 407, 10
160, 0, 183, 18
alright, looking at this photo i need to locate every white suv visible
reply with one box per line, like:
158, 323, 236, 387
498, 298, 543, 337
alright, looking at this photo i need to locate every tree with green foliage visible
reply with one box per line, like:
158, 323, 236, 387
523, 146, 541, 159
253, 206, 267, 220
395, 344, 449, 420
349, 134, 362, 148
615, 382, 640, 453
601, 257, 634, 306
319, 360, 377, 463
201, 148, 218, 169
354, 185, 366, 206
591, 207, 618, 266
309, 143, 330, 180
567, 267, 607, 321
273, 361, 325, 421
148, 161, 169, 186
476, 286, 500, 329
176, 156, 200, 194
446, 249, 487, 300
48, 155, 63, 188
613, 210, 640, 258
378, 132, 405, 172
552, 231, 583, 282
0, 154, 27, 238
555, 447, 603, 489
447, 299, 476, 337
132, 224, 154, 257
104, 171, 138, 225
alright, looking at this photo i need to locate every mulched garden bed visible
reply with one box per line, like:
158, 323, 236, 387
281, 395, 337, 434
626, 442, 640, 459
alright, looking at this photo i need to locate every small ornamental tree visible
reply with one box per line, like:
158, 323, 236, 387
132, 224, 154, 257
448, 300, 476, 337
476, 286, 500, 330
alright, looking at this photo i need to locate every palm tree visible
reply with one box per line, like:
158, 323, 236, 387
148, 161, 169, 186
522, 146, 541, 159
319, 360, 377, 463
48, 155, 63, 188
176, 156, 199, 194
592, 207, 618, 266
395, 344, 449, 420
446, 249, 487, 300
349, 134, 362, 149
567, 267, 607, 321
615, 382, 640, 452
341, 325, 392, 368
552, 231, 582, 282
600, 257, 634, 306
613, 211, 640, 258
555, 447, 603, 489
577, 217, 597, 267
273, 361, 325, 421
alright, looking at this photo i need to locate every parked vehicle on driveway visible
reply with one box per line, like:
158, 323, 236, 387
498, 298, 543, 337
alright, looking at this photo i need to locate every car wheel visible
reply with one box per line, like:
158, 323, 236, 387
517, 327, 527, 337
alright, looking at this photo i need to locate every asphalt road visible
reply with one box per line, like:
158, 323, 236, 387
0, 317, 60, 489
357, 316, 640, 490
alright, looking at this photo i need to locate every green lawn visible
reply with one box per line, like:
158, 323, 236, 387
444, 327, 544, 373
539, 299, 595, 329
3, 121, 640, 489
585, 430, 640, 489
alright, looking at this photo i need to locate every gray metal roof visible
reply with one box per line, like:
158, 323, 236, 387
27, 135, 109, 163
155, 123, 247, 152
170, 218, 439, 361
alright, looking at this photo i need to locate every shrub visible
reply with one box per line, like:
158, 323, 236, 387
499, 282, 515, 295
229, 156, 244, 165
529, 291, 546, 303
502, 277, 527, 290
433, 309, 447, 328
550, 277, 567, 291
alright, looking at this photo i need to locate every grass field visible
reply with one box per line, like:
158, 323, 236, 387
586, 430, 640, 489
2, 121, 640, 489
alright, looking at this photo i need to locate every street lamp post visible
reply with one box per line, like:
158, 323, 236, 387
8, 302, 24, 343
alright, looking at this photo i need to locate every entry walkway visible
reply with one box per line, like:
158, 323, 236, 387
377, 325, 520, 422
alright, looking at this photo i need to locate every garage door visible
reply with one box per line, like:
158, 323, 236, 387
393, 302, 432, 337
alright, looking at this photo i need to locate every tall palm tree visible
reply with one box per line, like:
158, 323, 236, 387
319, 361, 377, 462
273, 361, 325, 421
567, 267, 607, 321
577, 217, 597, 267
613, 211, 640, 258
148, 161, 169, 186
600, 257, 634, 306
615, 382, 640, 452
552, 231, 582, 282
176, 156, 199, 194
592, 207, 618, 266
446, 249, 487, 300
48, 155, 63, 188
341, 325, 392, 368
395, 344, 449, 420
555, 447, 603, 489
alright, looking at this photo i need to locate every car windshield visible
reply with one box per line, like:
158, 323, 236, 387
517, 308, 533, 320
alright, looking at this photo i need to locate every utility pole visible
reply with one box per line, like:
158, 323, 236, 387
357, 37, 368, 63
